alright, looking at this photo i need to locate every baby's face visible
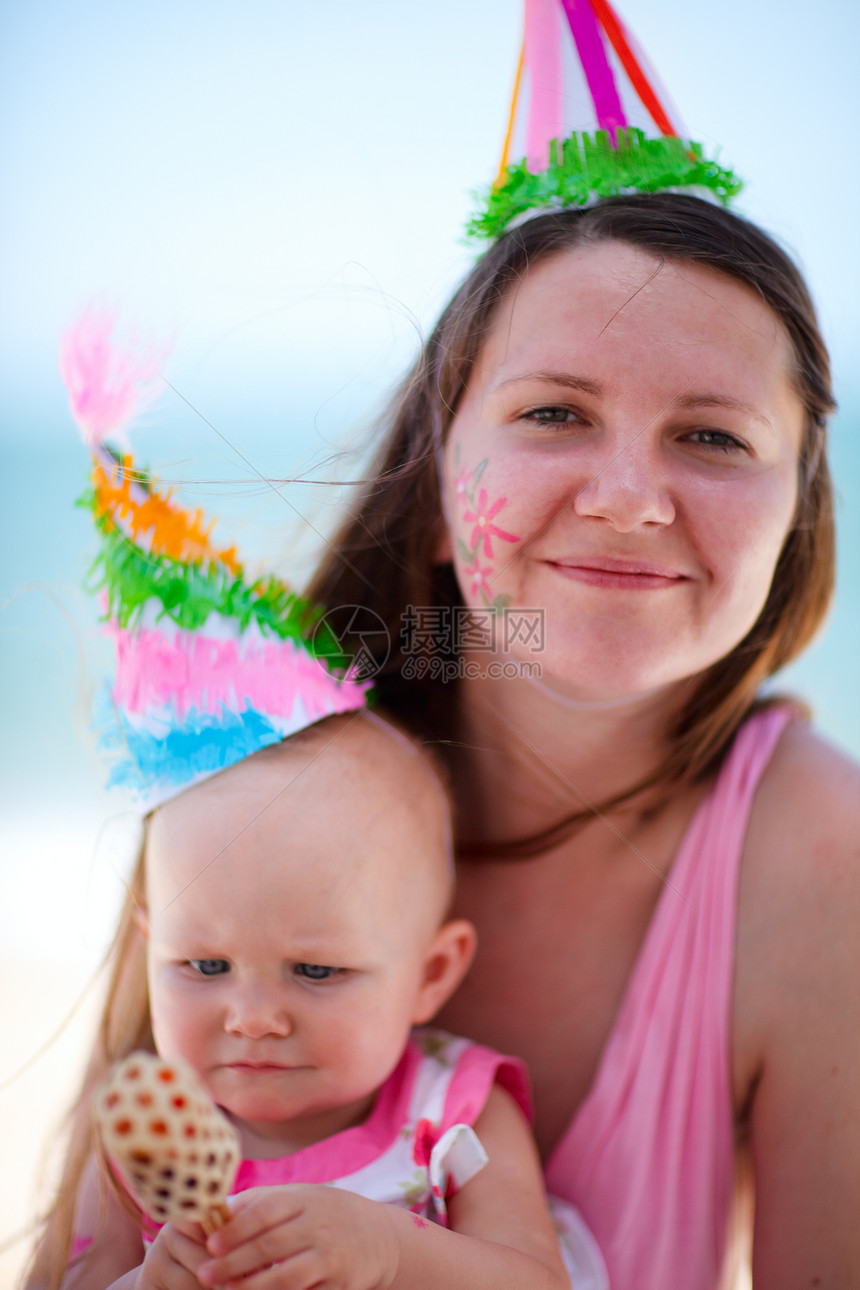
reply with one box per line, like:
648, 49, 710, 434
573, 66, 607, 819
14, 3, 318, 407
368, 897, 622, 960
143, 716, 468, 1155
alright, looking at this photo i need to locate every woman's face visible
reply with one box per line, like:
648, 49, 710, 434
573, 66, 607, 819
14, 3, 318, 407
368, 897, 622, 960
440, 240, 805, 699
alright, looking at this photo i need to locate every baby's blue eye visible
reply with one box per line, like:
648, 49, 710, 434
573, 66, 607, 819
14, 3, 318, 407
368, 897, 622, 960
295, 963, 339, 981
190, 959, 230, 977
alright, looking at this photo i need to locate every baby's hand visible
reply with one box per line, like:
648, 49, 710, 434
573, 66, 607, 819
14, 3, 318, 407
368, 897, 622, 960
136, 1220, 210, 1290
197, 1185, 398, 1290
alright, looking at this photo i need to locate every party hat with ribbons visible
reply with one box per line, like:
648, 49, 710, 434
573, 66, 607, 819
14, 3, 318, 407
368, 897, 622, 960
468, 0, 742, 240
62, 307, 369, 812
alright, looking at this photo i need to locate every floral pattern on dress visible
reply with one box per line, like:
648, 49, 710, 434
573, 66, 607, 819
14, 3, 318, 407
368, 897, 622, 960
413, 1029, 456, 1063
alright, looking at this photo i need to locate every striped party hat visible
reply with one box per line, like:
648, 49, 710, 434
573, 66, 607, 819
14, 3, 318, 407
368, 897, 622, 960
61, 307, 369, 811
468, 0, 741, 240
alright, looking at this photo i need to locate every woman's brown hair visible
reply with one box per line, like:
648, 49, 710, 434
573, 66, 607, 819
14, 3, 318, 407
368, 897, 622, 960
307, 193, 836, 854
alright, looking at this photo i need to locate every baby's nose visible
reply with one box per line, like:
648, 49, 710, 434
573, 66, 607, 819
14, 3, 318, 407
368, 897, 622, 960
224, 982, 292, 1038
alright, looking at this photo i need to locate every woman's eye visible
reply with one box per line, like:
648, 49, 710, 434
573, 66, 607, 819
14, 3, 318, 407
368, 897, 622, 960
523, 406, 578, 426
295, 963, 341, 981
687, 428, 746, 453
189, 959, 230, 977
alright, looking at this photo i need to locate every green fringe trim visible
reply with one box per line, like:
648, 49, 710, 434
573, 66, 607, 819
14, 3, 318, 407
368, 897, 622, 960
466, 128, 743, 242
79, 492, 345, 671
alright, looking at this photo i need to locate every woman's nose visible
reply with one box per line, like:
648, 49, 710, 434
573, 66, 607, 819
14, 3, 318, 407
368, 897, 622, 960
224, 983, 292, 1039
573, 434, 675, 532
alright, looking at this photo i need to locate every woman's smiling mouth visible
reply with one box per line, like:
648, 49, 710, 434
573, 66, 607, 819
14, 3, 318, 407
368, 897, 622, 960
547, 556, 690, 590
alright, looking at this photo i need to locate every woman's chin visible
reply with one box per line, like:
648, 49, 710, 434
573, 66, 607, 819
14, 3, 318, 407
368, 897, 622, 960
528, 670, 673, 709
501, 648, 694, 711
457, 631, 707, 710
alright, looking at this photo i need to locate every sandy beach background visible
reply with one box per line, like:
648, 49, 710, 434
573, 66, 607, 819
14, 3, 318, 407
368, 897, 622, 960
2, 1, 858, 1284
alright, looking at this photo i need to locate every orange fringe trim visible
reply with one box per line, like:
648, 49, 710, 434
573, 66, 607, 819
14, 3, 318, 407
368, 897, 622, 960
91, 457, 241, 574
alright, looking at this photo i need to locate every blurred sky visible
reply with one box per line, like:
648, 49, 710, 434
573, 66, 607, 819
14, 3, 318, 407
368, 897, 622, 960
1, 0, 859, 972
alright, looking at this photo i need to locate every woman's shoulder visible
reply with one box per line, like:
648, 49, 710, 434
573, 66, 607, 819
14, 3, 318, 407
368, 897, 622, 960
750, 715, 860, 855
732, 719, 860, 1278
735, 716, 860, 1071
742, 715, 860, 925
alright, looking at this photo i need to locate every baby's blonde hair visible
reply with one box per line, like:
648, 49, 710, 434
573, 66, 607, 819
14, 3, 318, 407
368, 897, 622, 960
22, 846, 153, 1288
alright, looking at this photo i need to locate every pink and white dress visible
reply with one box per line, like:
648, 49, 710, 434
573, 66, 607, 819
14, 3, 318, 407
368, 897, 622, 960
79, 1028, 607, 1286
231, 1027, 608, 1288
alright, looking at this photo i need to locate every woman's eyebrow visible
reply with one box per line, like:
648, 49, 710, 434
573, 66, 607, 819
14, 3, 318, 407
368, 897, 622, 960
671, 391, 774, 429
496, 371, 603, 396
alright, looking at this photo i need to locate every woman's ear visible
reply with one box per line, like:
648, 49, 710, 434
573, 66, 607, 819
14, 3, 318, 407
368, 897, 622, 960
411, 918, 477, 1025
134, 907, 150, 940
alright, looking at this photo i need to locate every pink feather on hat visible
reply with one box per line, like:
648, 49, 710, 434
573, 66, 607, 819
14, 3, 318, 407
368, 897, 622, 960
60, 304, 170, 449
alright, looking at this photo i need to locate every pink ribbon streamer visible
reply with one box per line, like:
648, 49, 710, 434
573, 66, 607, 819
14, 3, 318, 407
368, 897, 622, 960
560, 0, 627, 139
524, 0, 564, 171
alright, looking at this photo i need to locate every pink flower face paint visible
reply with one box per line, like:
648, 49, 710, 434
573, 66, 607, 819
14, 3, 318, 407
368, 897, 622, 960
451, 448, 520, 612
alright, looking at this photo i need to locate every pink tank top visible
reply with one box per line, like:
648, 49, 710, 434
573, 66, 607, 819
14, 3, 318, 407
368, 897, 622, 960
544, 706, 792, 1290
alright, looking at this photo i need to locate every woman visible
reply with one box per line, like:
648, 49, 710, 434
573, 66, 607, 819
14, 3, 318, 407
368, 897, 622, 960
308, 194, 860, 1289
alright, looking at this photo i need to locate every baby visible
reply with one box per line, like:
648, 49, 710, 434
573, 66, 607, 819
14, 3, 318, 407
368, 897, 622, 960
29, 712, 606, 1290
